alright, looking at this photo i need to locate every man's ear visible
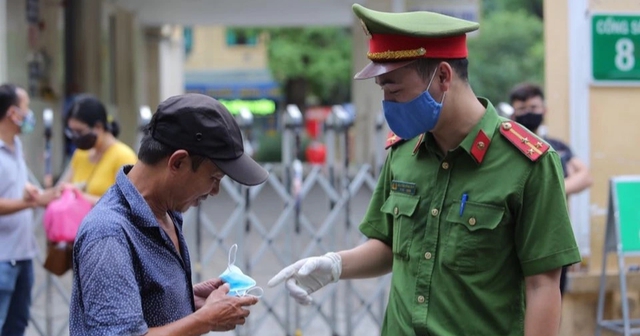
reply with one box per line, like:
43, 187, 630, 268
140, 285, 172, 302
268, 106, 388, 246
167, 150, 189, 172
6, 106, 17, 120
437, 62, 454, 91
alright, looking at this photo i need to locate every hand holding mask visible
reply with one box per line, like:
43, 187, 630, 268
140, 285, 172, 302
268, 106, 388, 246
218, 244, 263, 298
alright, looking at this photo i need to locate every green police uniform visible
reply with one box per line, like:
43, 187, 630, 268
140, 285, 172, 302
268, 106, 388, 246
352, 4, 582, 336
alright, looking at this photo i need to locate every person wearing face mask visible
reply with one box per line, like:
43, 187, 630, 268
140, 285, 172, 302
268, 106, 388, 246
510, 82, 593, 296
0, 83, 60, 335
268, 5, 581, 336
58, 94, 137, 205
510, 83, 593, 197
69, 93, 268, 335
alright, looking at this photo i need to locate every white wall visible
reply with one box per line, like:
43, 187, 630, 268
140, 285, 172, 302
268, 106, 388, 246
159, 26, 185, 101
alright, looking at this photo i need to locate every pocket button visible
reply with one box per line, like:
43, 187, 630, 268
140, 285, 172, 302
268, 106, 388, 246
468, 217, 477, 226
394, 207, 399, 215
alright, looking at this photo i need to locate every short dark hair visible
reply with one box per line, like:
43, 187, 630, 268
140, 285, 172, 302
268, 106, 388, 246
509, 83, 545, 104
0, 84, 19, 120
137, 124, 206, 171
66, 94, 121, 138
408, 58, 469, 82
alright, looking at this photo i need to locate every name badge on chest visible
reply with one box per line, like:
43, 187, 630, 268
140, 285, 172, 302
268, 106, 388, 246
390, 180, 417, 195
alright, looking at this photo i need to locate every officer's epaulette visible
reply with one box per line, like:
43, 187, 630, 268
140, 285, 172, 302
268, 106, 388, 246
499, 121, 550, 161
384, 131, 406, 150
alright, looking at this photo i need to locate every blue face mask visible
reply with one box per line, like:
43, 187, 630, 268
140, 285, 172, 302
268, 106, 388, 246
15, 108, 36, 134
381, 69, 445, 140
219, 244, 263, 297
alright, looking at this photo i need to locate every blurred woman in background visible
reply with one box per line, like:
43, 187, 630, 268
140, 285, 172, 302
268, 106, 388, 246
59, 94, 137, 204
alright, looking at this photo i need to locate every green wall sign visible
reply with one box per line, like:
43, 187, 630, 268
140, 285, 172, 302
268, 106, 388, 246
219, 99, 276, 116
612, 178, 640, 253
592, 14, 640, 83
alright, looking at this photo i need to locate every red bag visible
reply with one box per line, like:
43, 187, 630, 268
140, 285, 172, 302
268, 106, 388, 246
43, 188, 92, 243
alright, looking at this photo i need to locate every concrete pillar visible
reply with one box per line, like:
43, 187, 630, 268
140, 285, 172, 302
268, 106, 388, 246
351, 0, 398, 165
0, 0, 6, 83
159, 25, 185, 101
144, 27, 161, 111
111, 7, 141, 148
6, 0, 28, 85
38, 0, 65, 181
74, 0, 103, 96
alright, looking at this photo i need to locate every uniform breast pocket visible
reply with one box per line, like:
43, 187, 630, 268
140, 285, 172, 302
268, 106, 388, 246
444, 201, 507, 272
380, 193, 421, 260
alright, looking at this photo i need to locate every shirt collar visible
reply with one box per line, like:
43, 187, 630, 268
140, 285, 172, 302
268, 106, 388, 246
416, 97, 500, 164
0, 136, 21, 155
458, 97, 500, 164
115, 165, 183, 229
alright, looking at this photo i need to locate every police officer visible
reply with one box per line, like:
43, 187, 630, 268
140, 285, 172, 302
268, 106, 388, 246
269, 5, 581, 335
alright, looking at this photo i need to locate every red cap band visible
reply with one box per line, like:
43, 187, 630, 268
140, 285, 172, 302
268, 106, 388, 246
368, 34, 468, 60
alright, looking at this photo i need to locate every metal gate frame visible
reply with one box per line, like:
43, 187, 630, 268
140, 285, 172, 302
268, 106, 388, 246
184, 105, 391, 335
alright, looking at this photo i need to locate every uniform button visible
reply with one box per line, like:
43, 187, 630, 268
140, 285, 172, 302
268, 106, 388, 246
441, 162, 450, 170
394, 207, 399, 215
431, 208, 439, 216
469, 217, 477, 226
418, 295, 425, 303
424, 252, 432, 260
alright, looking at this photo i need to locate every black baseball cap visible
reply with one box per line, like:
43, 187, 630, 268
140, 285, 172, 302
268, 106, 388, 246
150, 93, 268, 186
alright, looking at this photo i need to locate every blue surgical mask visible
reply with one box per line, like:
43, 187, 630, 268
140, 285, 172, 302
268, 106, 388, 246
15, 109, 36, 134
219, 244, 263, 297
381, 69, 445, 140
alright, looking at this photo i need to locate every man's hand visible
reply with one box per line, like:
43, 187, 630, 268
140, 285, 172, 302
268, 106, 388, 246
198, 283, 258, 331
193, 278, 224, 310
23, 184, 40, 204
34, 187, 61, 207
267, 252, 342, 305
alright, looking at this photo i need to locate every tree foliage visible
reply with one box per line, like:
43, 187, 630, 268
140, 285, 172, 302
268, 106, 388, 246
483, 0, 543, 19
250, 0, 544, 106
265, 27, 353, 105
467, 10, 544, 104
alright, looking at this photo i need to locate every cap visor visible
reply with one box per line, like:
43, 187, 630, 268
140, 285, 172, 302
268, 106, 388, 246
213, 153, 269, 186
354, 60, 417, 79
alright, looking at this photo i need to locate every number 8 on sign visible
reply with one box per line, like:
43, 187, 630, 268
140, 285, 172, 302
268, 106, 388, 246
615, 38, 635, 72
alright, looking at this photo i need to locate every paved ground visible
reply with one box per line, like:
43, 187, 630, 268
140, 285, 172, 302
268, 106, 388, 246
26, 167, 389, 336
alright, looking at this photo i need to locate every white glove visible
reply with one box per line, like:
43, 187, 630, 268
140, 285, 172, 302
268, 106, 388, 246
267, 252, 342, 305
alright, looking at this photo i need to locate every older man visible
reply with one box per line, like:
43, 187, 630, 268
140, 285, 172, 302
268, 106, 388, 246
70, 93, 268, 335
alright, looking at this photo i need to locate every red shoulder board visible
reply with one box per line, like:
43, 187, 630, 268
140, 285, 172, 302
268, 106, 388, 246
499, 121, 550, 161
385, 131, 405, 150
470, 130, 491, 163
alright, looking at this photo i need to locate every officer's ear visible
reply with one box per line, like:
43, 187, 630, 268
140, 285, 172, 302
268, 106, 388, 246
435, 62, 453, 90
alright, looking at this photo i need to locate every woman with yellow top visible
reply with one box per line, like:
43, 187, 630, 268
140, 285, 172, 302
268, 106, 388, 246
59, 94, 137, 204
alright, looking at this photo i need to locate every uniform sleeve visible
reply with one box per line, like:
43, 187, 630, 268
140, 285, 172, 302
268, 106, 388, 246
514, 151, 581, 276
75, 235, 148, 335
359, 151, 393, 246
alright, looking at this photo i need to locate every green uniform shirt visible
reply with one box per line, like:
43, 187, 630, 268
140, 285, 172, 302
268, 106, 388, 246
359, 98, 581, 336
